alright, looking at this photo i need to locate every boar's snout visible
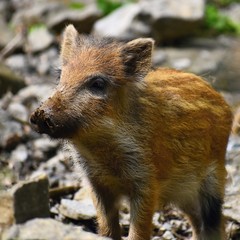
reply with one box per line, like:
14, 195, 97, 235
30, 107, 56, 136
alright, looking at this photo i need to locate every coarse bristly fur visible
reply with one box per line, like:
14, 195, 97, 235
30, 24, 233, 240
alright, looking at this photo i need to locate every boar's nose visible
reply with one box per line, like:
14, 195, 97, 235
30, 107, 56, 135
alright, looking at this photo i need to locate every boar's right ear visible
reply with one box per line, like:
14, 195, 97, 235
60, 24, 78, 64
122, 38, 154, 80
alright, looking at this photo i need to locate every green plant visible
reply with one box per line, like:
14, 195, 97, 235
96, 0, 136, 15
204, 4, 240, 34
68, 1, 85, 10
207, 0, 240, 7
28, 23, 47, 34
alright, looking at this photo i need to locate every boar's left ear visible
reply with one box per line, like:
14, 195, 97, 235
122, 38, 154, 80
60, 24, 78, 64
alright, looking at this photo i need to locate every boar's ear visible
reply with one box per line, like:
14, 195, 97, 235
60, 24, 78, 64
122, 38, 154, 80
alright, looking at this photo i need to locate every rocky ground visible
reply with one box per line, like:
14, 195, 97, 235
0, 0, 240, 239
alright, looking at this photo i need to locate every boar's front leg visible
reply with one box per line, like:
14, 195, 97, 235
91, 183, 121, 240
128, 183, 158, 240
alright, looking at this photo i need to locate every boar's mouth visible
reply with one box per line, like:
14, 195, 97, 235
30, 108, 79, 139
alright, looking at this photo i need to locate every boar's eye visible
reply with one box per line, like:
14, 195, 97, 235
88, 77, 108, 95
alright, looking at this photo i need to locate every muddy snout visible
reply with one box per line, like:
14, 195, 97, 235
30, 106, 56, 136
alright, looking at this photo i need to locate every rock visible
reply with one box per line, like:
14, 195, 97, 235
0, 62, 26, 97
93, 4, 143, 40
26, 27, 54, 52
59, 198, 96, 220
9, 144, 28, 175
0, 174, 49, 228
32, 137, 59, 154
141, 0, 205, 42
0, 18, 15, 49
221, 3, 240, 24
162, 230, 175, 239
5, 54, 27, 71
32, 151, 71, 187
8, 102, 28, 123
11, 174, 50, 223
2, 218, 110, 240
0, 193, 14, 228
11, 2, 63, 29
93, 0, 205, 41
214, 38, 240, 91
224, 194, 240, 223
36, 48, 59, 75
47, 4, 102, 34
10, 84, 53, 112
0, 109, 23, 150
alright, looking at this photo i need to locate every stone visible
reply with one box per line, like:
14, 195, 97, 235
5, 54, 27, 71
221, 3, 240, 24
8, 102, 28, 123
11, 2, 63, 29
93, 0, 205, 41
47, 4, 102, 34
26, 27, 54, 52
140, 0, 205, 42
214, 38, 240, 91
0, 174, 49, 233
59, 198, 96, 220
0, 18, 15, 49
0, 62, 26, 97
10, 174, 50, 223
0, 193, 14, 228
2, 218, 110, 240
0, 109, 23, 150
224, 194, 240, 223
93, 4, 143, 40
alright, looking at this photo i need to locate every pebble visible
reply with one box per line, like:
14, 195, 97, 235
59, 198, 96, 220
2, 218, 110, 240
27, 27, 54, 53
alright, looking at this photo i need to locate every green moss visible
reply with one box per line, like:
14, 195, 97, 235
96, 0, 137, 16
204, 4, 240, 35
68, 2, 85, 10
28, 23, 47, 34
207, 0, 240, 7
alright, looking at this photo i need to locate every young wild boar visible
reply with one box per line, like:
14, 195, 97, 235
30, 25, 232, 240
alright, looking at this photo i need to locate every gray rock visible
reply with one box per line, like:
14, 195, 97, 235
47, 4, 102, 34
59, 198, 96, 220
221, 3, 240, 24
10, 144, 28, 167
0, 174, 49, 228
0, 109, 23, 150
8, 102, 28, 123
37, 48, 59, 75
141, 0, 205, 42
11, 174, 50, 223
93, 4, 143, 40
11, 2, 63, 29
214, 38, 240, 91
0, 62, 26, 97
0, 18, 15, 49
5, 54, 27, 71
2, 218, 110, 240
0, 192, 14, 228
33, 137, 58, 152
93, 0, 205, 41
11, 84, 53, 112
26, 27, 54, 52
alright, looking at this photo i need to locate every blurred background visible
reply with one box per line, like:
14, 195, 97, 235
0, 0, 240, 239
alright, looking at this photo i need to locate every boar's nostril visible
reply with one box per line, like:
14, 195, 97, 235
45, 117, 55, 129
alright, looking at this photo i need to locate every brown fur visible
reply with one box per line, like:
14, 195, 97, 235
30, 25, 233, 240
